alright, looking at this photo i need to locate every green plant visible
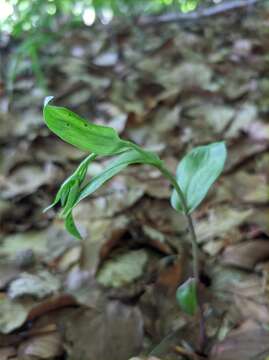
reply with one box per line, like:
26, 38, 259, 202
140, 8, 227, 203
43, 97, 226, 352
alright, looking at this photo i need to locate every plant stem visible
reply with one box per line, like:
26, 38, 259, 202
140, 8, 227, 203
124, 143, 206, 349
158, 164, 206, 352
185, 213, 199, 284
158, 165, 199, 282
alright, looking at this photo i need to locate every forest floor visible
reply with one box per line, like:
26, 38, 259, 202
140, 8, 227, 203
1, 4, 269, 360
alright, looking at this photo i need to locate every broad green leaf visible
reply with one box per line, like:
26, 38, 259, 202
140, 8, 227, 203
43, 97, 128, 155
176, 278, 198, 316
43, 153, 97, 213
171, 142, 227, 214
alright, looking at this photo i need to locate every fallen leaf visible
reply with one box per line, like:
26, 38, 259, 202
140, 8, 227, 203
221, 240, 269, 270
97, 250, 149, 288
195, 206, 253, 243
210, 320, 269, 360
186, 103, 234, 133
57, 245, 81, 271
247, 121, 269, 142
18, 332, 63, 359
77, 215, 130, 274
221, 171, 269, 204
8, 271, 60, 300
0, 231, 47, 259
0, 295, 28, 334
0, 346, 16, 360
1, 163, 58, 199
63, 301, 143, 360
225, 103, 257, 138
93, 51, 118, 67
158, 62, 212, 91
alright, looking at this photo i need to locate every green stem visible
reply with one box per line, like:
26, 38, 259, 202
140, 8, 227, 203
157, 165, 200, 284
157, 164, 206, 352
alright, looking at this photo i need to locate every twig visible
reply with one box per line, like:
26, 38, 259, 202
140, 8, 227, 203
139, 0, 259, 26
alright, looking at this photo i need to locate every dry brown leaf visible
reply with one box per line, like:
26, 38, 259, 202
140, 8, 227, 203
0, 346, 16, 360
221, 240, 269, 269
63, 301, 144, 360
210, 320, 269, 360
18, 332, 63, 359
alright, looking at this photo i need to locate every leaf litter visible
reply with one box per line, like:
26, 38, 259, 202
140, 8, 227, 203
1, 5, 269, 360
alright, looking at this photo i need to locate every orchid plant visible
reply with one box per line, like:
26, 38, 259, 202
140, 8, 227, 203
43, 97, 227, 351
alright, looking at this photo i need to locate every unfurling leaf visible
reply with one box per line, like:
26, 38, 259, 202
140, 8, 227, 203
63, 149, 162, 239
171, 142, 227, 214
176, 278, 198, 316
43, 97, 128, 155
77, 149, 161, 206
65, 212, 82, 240
43, 153, 97, 213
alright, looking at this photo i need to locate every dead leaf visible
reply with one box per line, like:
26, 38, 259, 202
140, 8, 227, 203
195, 206, 253, 243
0, 231, 47, 259
8, 271, 60, 300
97, 250, 149, 288
18, 332, 63, 359
210, 320, 269, 360
221, 240, 269, 269
247, 121, 269, 142
1, 163, 58, 199
225, 103, 257, 138
186, 103, 234, 134
158, 62, 212, 90
0, 294, 28, 334
0, 346, 16, 360
63, 301, 143, 360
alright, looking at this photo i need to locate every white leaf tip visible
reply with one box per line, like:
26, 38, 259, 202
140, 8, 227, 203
44, 96, 54, 107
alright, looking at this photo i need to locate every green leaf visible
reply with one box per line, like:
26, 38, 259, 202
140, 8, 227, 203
60, 178, 80, 217
43, 97, 128, 155
76, 149, 160, 209
64, 213, 82, 240
176, 278, 198, 316
63, 149, 161, 238
179, 0, 199, 13
171, 142, 227, 213
43, 153, 97, 213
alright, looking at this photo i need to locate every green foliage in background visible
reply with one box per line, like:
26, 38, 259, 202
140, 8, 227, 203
2, 0, 202, 35
2, 0, 202, 90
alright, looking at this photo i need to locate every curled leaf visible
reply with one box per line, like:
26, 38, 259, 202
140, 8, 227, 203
65, 212, 82, 240
44, 153, 97, 213
63, 149, 161, 238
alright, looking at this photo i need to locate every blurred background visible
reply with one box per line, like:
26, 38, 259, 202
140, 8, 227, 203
1, 1, 269, 360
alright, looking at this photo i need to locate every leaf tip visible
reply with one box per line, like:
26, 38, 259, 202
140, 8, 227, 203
44, 96, 54, 108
